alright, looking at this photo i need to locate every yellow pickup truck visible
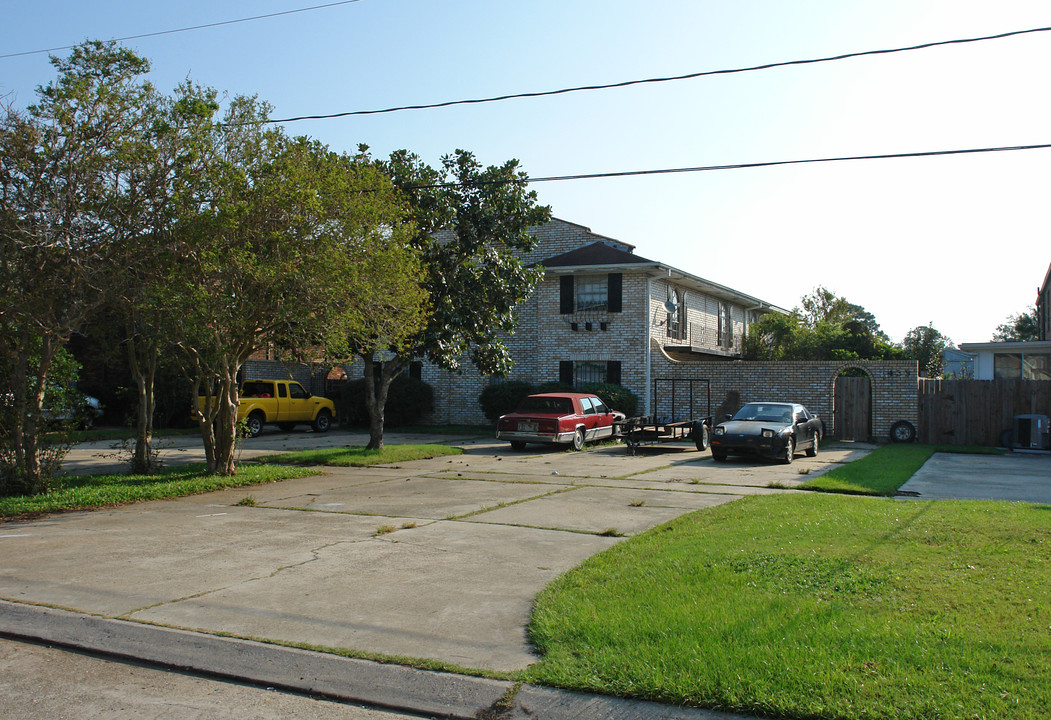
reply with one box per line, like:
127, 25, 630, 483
237, 379, 335, 437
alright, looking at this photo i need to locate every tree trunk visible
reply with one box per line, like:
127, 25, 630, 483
127, 333, 158, 474
361, 352, 403, 451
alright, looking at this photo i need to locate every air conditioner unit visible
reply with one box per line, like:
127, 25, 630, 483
1013, 414, 1051, 451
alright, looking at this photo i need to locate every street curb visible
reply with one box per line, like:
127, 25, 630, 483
0, 600, 510, 720
0, 600, 747, 720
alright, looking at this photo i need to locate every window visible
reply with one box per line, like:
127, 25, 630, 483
580, 396, 596, 415
289, 383, 308, 399
559, 273, 623, 314
559, 360, 623, 387
666, 288, 686, 341
718, 302, 734, 348
996, 352, 1051, 380
576, 276, 607, 312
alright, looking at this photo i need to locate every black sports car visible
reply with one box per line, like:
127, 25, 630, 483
709, 402, 822, 464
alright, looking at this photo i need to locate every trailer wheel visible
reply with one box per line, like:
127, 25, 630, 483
693, 423, 710, 451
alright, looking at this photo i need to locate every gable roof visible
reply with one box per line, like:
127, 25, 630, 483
539, 242, 655, 268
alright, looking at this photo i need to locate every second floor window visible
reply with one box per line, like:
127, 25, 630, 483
575, 276, 608, 312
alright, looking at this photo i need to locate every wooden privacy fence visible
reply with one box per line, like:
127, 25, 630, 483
918, 379, 1051, 446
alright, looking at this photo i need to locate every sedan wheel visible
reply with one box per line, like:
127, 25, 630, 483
571, 427, 585, 451
806, 434, 819, 457
510, 441, 527, 451
711, 449, 728, 462
782, 437, 795, 464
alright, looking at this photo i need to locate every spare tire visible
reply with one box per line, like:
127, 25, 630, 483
889, 420, 916, 443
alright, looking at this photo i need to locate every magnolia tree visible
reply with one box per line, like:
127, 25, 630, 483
344, 148, 551, 450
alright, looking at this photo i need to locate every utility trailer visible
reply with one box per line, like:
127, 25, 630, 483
617, 378, 712, 456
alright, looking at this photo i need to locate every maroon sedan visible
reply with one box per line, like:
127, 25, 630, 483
496, 392, 625, 451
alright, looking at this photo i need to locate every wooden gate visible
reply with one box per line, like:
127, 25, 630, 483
834, 375, 871, 440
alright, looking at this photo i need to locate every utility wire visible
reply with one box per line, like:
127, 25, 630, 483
268, 25, 1051, 124
405, 143, 1051, 189
0, 0, 362, 60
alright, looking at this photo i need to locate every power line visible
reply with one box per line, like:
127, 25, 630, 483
0, 1, 362, 60
405, 143, 1051, 189
268, 25, 1051, 124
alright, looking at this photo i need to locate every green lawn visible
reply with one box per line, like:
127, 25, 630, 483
526, 493, 1050, 719
254, 444, 463, 467
0, 463, 317, 519
800, 443, 1004, 496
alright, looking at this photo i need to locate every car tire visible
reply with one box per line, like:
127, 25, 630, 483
510, 441, 527, 451
806, 433, 819, 457
278, 422, 296, 432
782, 437, 795, 464
312, 409, 332, 433
245, 411, 265, 438
889, 420, 916, 443
571, 427, 585, 451
693, 423, 710, 451
711, 449, 727, 462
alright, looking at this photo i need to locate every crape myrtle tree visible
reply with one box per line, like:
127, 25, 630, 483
166, 96, 414, 475
347, 148, 552, 450
0, 42, 157, 493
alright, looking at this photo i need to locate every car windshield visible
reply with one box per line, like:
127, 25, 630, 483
516, 396, 574, 414
731, 404, 793, 424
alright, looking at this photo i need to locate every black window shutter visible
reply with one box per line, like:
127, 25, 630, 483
560, 276, 574, 314
409, 361, 422, 380
606, 361, 622, 386
559, 361, 574, 386
607, 273, 622, 313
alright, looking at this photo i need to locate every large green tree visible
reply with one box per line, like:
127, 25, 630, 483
743, 287, 902, 362
166, 99, 416, 474
346, 148, 551, 449
0, 42, 157, 493
903, 323, 953, 377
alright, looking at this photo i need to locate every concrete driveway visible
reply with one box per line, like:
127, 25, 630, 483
1, 430, 870, 674
898, 451, 1051, 504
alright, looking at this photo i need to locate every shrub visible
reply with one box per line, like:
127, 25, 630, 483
581, 382, 639, 418
339, 375, 435, 427
478, 381, 535, 422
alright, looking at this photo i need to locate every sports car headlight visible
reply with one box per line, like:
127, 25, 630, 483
761, 429, 775, 438
713, 426, 725, 436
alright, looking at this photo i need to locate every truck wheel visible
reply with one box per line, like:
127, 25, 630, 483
312, 409, 332, 433
245, 411, 264, 438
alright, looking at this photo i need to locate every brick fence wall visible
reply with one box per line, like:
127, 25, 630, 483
651, 343, 918, 441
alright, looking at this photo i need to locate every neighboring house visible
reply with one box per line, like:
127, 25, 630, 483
948, 341, 1051, 381
1038, 260, 1051, 341
423, 218, 786, 424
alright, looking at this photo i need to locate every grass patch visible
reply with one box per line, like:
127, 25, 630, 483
254, 444, 462, 467
0, 464, 316, 519
526, 493, 1051, 719
800, 443, 1005, 496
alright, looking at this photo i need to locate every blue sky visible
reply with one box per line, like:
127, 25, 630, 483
4, 1, 1051, 343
